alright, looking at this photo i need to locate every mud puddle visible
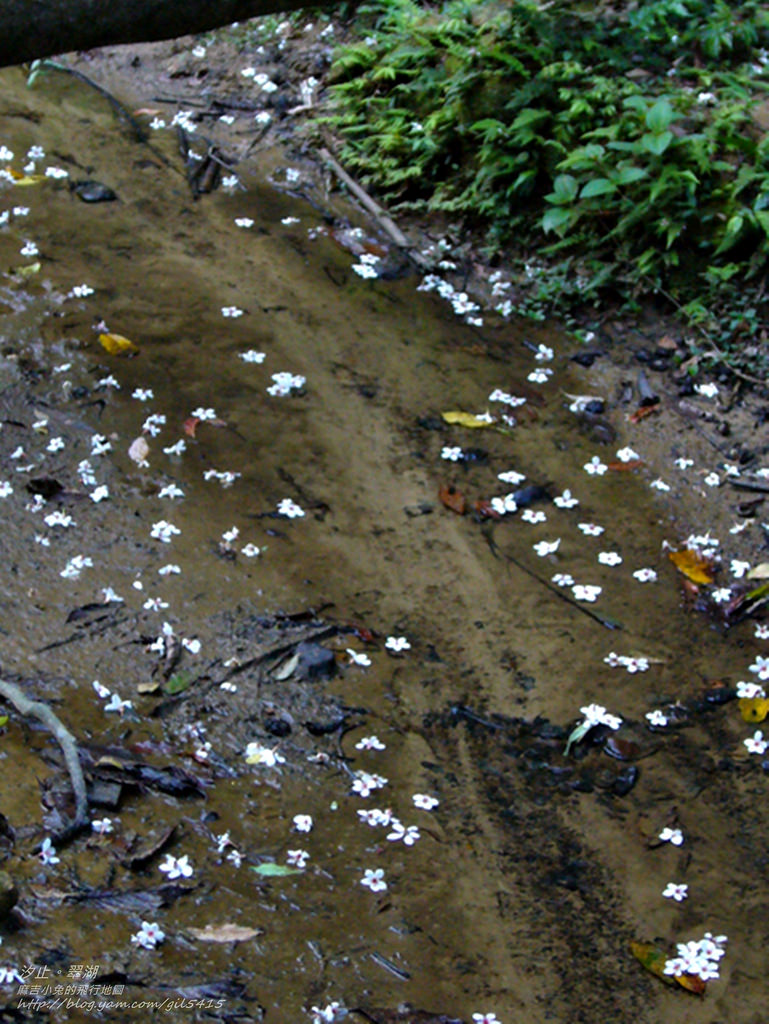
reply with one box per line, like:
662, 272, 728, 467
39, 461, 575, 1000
0, 47, 768, 1024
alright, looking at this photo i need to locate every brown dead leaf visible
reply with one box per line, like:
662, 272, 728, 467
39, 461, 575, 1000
657, 334, 678, 350
439, 484, 466, 515
668, 548, 715, 585
474, 498, 502, 520
188, 923, 262, 943
183, 416, 200, 438
608, 459, 645, 471
630, 941, 704, 995
128, 436, 150, 465
628, 405, 660, 424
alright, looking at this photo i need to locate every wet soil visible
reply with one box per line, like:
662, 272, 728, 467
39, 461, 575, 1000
0, 23, 768, 1024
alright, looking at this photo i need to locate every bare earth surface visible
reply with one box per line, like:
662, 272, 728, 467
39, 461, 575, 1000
0, 22, 768, 1024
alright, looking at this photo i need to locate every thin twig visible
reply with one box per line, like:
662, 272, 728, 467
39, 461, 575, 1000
481, 524, 623, 630
318, 144, 432, 271
0, 679, 89, 843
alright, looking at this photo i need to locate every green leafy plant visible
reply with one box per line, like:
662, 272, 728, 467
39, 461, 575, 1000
318, 0, 769, 374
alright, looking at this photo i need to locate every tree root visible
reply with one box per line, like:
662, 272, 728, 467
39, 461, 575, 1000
0, 679, 90, 844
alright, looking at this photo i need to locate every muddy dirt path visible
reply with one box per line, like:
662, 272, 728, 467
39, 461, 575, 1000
0, 37, 768, 1024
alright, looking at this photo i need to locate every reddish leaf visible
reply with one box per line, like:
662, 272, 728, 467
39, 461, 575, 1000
629, 405, 659, 423
439, 484, 466, 515
474, 499, 502, 520
183, 417, 200, 438
608, 459, 644, 471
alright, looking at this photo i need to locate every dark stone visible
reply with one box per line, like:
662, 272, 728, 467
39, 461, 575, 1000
571, 350, 602, 367
611, 765, 639, 796
72, 180, 118, 202
295, 641, 336, 681
583, 399, 605, 415
263, 716, 291, 737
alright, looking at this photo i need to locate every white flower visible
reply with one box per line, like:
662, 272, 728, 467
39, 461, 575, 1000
736, 681, 765, 699
131, 920, 166, 949
158, 563, 181, 576
583, 456, 607, 475
412, 793, 439, 810
527, 368, 552, 384
580, 703, 621, 730
0, 482, 13, 498
695, 382, 719, 397
132, 387, 154, 402
163, 440, 187, 456
674, 457, 694, 469
347, 649, 371, 667
598, 551, 622, 566
650, 478, 671, 491
239, 349, 266, 363
497, 470, 526, 485
615, 447, 640, 462
572, 584, 601, 602
711, 587, 732, 604
360, 868, 387, 892
235, 217, 254, 228
553, 489, 579, 508
93, 680, 111, 699
355, 735, 385, 750
755, 624, 769, 640
385, 635, 410, 653
387, 820, 421, 845
159, 484, 184, 499
104, 693, 132, 714
533, 539, 560, 557
659, 827, 684, 846
221, 306, 244, 318
46, 435, 65, 452
245, 742, 285, 767
744, 730, 768, 754
535, 344, 554, 362
241, 543, 261, 557
578, 522, 604, 536
38, 837, 60, 865
277, 497, 304, 518
182, 638, 201, 654
730, 559, 751, 578
158, 854, 194, 879
286, 849, 309, 868
662, 882, 688, 901
521, 509, 546, 524
20, 240, 38, 257
293, 814, 313, 833
646, 709, 668, 727
552, 573, 574, 587
703, 472, 720, 487
441, 446, 463, 461
150, 520, 180, 543
633, 568, 657, 582
92, 817, 114, 834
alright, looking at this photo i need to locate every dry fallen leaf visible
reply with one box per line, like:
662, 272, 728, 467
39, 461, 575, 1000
128, 436, 150, 465
188, 923, 262, 943
668, 548, 715, 585
439, 483, 466, 515
739, 697, 769, 723
608, 459, 644, 471
628, 405, 660, 423
441, 410, 493, 429
99, 331, 139, 356
630, 941, 705, 995
747, 563, 769, 580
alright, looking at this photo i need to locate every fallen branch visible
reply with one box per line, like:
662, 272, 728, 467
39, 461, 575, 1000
318, 145, 432, 272
0, 679, 89, 844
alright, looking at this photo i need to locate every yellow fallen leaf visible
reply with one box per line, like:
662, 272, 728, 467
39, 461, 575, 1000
441, 410, 494, 429
667, 548, 715, 585
10, 170, 46, 186
99, 331, 139, 356
630, 941, 705, 995
11, 262, 40, 278
739, 697, 769, 723
747, 563, 769, 580
188, 923, 262, 943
